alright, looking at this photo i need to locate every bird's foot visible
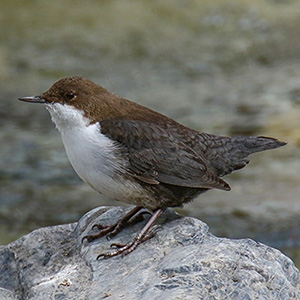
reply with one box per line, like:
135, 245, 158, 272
82, 206, 147, 243
82, 223, 118, 243
97, 226, 160, 259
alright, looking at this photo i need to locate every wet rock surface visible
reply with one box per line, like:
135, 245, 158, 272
0, 207, 299, 300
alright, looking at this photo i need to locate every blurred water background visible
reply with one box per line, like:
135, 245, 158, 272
0, 0, 299, 267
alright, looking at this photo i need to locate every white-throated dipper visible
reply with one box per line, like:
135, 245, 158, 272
19, 76, 286, 259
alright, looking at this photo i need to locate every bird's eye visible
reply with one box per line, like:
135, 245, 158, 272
65, 92, 76, 101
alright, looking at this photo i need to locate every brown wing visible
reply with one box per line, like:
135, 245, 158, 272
100, 119, 230, 191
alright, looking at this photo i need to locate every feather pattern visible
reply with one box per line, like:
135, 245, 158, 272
100, 119, 231, 191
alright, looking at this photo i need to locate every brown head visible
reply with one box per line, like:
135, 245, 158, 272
19, 76, 126, 122
18, 76, 178, 126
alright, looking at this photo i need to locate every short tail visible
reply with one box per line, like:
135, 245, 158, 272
199, 134, 286, 177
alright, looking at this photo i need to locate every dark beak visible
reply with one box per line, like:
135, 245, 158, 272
18, 95, 46, 104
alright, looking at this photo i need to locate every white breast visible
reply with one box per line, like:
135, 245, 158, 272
45, 103, 143, 202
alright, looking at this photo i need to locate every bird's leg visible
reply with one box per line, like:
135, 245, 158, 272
97, 208, 165, 259
106, 210, 152, 240
124, 210, 152, 227
82, 206, 144, 243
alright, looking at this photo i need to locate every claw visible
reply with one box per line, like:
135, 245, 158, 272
82, 235, 92, 243
95, 208, 165, 259
104, 222, 124, 240
82, 225, 115, 243
92, 224, 106, 230
97, 252, 112, 260
82, 206, 144, 245
110, 243, 126, 249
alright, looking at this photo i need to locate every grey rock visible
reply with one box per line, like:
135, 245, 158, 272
0, 207, 299, 300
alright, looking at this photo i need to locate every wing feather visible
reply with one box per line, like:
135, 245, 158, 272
100, 119, 230, 191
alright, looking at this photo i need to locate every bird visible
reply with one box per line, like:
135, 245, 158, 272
18, 76, 286, 258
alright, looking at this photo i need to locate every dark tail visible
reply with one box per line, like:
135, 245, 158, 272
232, 136, 286, 155
198, 134, 286, 177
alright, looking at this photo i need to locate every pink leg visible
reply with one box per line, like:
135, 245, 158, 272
97, 208, 165, 259
82, 206, 143, 243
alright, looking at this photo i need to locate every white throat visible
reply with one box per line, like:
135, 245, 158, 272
45, 103, 127, 195
46, 103, 90, 132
